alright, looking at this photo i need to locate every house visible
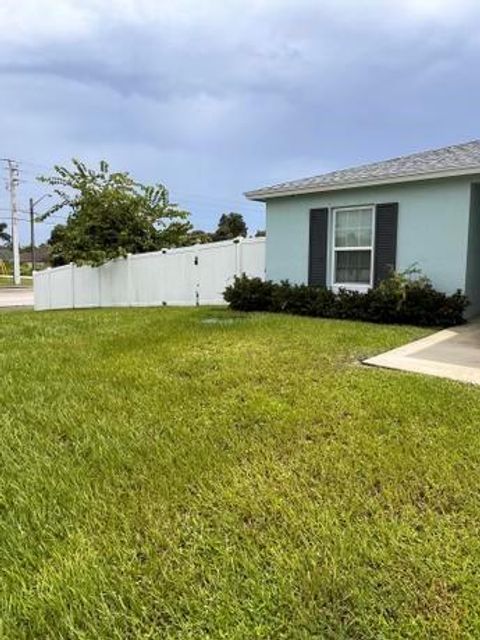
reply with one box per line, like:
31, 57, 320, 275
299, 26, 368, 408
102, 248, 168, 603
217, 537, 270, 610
246, 140, 480, 316
0, 245, 50, 271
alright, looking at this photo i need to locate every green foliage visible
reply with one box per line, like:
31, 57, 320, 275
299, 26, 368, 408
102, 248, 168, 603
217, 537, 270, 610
39, 159, 190, 266
0, 222, 11, 245
176, 226, 214, 246
212, 212, 247, 241
224, 271, 469, 327
223, 275, 275, 311
175, 212, 249, 247
3, 307, 480, 637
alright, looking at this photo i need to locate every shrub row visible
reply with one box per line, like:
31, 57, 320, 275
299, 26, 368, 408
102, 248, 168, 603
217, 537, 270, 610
224, 273, 468, 327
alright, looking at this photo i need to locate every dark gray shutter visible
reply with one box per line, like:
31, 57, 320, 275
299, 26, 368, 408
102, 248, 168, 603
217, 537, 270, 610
308, 208, 329, 286
374, 202, 398, 286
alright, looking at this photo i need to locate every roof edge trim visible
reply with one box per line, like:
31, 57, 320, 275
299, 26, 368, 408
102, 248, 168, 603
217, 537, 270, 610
245, 166, 480, 201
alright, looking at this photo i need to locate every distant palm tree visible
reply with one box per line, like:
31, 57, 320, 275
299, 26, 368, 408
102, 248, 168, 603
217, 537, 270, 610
0, 222, 10, 245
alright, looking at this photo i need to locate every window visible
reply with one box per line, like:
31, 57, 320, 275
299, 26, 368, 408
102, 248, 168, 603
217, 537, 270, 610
333, 206, 374, 286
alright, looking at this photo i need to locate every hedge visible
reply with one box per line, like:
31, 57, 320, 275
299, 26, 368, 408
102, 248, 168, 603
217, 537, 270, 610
224, 273, 468, 327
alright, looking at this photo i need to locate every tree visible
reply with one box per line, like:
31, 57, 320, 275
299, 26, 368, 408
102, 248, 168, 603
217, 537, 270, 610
39, 159, 190, 266
255, 229, 266, 237
0, 222, 11, 245
152, 211, 249, 248
48, 224, 70, 267
184, 229, 213, 245
212, 212, 247, 241
163, 221, 214, 247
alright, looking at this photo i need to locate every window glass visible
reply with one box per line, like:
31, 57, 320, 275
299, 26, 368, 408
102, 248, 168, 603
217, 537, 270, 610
335, 208, 372, 247
333, 206, 374, 285
335, 250, 371, 284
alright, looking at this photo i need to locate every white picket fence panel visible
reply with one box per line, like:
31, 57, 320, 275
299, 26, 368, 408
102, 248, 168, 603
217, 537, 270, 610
33, 237, 265, 311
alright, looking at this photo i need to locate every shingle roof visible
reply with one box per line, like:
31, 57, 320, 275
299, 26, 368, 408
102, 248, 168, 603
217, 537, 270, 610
245, 140, 480, 200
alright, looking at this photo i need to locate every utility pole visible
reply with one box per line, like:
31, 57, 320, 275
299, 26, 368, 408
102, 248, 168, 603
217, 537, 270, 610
3, 159, 20, 285
29, 198, 36, 271
29, 194, 50, 272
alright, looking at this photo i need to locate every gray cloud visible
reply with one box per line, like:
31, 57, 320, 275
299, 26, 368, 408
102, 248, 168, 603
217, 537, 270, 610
0, 0, 479, 241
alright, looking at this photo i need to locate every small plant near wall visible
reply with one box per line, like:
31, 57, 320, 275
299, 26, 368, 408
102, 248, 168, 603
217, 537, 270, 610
224, 269, 468, 328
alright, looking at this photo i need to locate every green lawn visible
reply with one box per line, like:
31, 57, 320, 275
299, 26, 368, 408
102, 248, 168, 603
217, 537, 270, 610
0, 275, 33, 287
2, 308, 480, 639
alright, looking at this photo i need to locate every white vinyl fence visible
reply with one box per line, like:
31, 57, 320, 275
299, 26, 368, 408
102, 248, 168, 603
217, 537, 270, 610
33, 237, 265, 311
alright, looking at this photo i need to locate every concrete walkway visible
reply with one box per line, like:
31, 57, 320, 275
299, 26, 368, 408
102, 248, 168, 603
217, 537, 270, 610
0, 287, 34, 308
364, 321, 480, 385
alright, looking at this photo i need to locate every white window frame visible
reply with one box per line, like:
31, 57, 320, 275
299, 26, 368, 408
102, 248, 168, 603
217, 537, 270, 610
331, 205, 375, 293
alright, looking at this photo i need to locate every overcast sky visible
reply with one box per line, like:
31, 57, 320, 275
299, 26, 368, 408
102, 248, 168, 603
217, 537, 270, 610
0, 0, 479, 243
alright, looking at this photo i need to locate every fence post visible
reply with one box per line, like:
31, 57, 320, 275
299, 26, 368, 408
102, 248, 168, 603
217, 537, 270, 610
127, 253, 133, 306
70, 262, 75, 309
234, 236, 242, 277
194, 244, 200, 306
98, 264, 103, 308
32, 270, 36, 310
47, 267, 52, 310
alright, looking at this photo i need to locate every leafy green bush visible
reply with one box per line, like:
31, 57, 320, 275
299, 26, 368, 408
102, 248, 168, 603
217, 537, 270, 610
224, 272, 468, 327
20, 263, 33, 276
224, 275, 274, 311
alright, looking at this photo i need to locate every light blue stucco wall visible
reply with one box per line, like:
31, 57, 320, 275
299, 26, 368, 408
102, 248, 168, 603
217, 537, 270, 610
265, 177, 477, 298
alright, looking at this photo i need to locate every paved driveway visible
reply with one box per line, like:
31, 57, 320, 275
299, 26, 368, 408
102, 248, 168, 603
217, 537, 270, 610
365, 320, 480, 385
0, 287, 34, 308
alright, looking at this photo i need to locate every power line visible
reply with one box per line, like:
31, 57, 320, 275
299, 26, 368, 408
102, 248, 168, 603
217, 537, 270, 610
14, 159, 53, 172
172, 194, 263, 212
6, 160, 264, 210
